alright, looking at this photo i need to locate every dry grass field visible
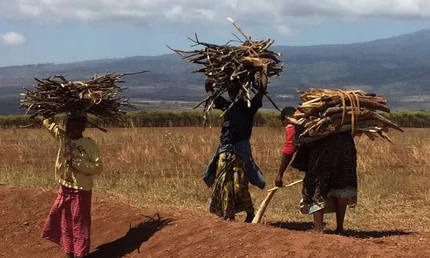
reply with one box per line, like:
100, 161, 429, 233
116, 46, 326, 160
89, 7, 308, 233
1, 126, 429, 228
1, 126, 430, 257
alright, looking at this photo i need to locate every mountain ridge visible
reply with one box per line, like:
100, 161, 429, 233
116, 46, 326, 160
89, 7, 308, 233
1, 28, 430, 115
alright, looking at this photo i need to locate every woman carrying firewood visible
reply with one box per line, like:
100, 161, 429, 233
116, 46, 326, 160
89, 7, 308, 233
203, 65, 269, 222
275, 107, 358, 234
40, 110, 103, 258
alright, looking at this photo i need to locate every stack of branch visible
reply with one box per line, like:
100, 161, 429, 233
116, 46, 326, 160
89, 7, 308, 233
286, 88, 404, 144
20, 71, 148, 125
167, 18, 283, 122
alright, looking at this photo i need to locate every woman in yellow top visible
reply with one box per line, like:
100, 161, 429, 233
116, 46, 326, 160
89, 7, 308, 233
40, 111, 103, 258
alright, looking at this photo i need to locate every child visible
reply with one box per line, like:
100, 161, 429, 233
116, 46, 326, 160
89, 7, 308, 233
41, 111, 103, 258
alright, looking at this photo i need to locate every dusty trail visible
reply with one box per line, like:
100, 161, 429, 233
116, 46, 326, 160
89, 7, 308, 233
0, 185, 427, 258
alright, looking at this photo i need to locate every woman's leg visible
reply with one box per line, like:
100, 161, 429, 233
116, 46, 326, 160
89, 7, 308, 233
232, 157, 254, 223
335, 198, 349, 233
209, 153, 234, 219
312, 211, 324, 233
244, 212, 254, 223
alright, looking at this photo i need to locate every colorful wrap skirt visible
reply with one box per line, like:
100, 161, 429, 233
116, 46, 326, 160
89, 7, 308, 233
209, 152, 255, 219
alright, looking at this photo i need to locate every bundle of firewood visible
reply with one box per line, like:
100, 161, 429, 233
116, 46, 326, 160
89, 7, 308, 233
286, 88, 404, 143
167, 18, 283, 121
20, 71, 147, 123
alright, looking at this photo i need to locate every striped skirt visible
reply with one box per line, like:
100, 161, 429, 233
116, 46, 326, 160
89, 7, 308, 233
41, 185, 92, 257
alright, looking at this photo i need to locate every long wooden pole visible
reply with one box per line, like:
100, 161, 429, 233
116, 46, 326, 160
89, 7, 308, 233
252, 179, 303, 224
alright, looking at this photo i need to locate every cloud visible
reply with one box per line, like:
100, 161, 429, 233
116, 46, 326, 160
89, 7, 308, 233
0, 1, 429, 34
0, 32, 26, 46
1, 0, 430, 21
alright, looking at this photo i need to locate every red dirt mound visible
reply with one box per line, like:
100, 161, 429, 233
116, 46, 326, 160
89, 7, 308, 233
0, 185, 427, 258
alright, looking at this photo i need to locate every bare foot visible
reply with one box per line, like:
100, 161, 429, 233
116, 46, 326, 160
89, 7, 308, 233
335, 228, 349, 236
223, 216, 235, 221
335, 227, 344, 233
244, 213, 255, 223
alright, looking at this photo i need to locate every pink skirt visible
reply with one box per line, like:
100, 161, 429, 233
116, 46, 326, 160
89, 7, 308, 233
41, 185, 92, 257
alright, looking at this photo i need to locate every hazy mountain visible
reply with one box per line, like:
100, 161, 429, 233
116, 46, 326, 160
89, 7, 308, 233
1, 29, 430, 115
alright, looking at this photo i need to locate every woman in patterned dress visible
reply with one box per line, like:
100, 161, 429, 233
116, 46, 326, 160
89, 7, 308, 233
276, 107, 358, 234
203, 65, 269, 222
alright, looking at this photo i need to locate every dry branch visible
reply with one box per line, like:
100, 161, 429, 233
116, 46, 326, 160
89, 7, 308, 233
167, 18, 284, 123
288, 88, 403, 143
252, 179, 304, 224
19, 71, 148, 128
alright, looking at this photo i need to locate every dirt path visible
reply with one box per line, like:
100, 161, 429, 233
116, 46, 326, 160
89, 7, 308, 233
0, 185, 427, 258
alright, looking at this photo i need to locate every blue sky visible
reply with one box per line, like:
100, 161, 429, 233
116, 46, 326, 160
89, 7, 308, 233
1, 0, 430, 67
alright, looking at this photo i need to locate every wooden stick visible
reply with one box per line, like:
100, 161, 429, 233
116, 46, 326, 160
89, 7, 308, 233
86, 120, 108, 133
264, 93, 281, 112
252, 179, 303, 224
267, 179, 304, 192
227, 17, 251, 41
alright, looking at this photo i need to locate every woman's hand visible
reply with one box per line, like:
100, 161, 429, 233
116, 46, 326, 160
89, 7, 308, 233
66, 158, 74, 168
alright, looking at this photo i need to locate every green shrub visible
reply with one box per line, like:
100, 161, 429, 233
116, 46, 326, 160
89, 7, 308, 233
2, 110, 430, 129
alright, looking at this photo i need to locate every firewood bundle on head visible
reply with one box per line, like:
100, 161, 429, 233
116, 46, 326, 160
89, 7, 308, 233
167, 18, 283, 122
286, 88, 404, 144
20, 71, 148, 130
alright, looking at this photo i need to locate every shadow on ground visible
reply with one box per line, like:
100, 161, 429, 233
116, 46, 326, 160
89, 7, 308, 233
85, 213, 173, 258
268, 221, 414, 239
268, 221, 315, 232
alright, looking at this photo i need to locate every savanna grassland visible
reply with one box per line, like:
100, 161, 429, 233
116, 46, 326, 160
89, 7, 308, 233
1, 126, 429, 236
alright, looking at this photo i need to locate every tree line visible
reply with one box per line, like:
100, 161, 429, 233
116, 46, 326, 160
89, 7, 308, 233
0, 110, 429, 129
